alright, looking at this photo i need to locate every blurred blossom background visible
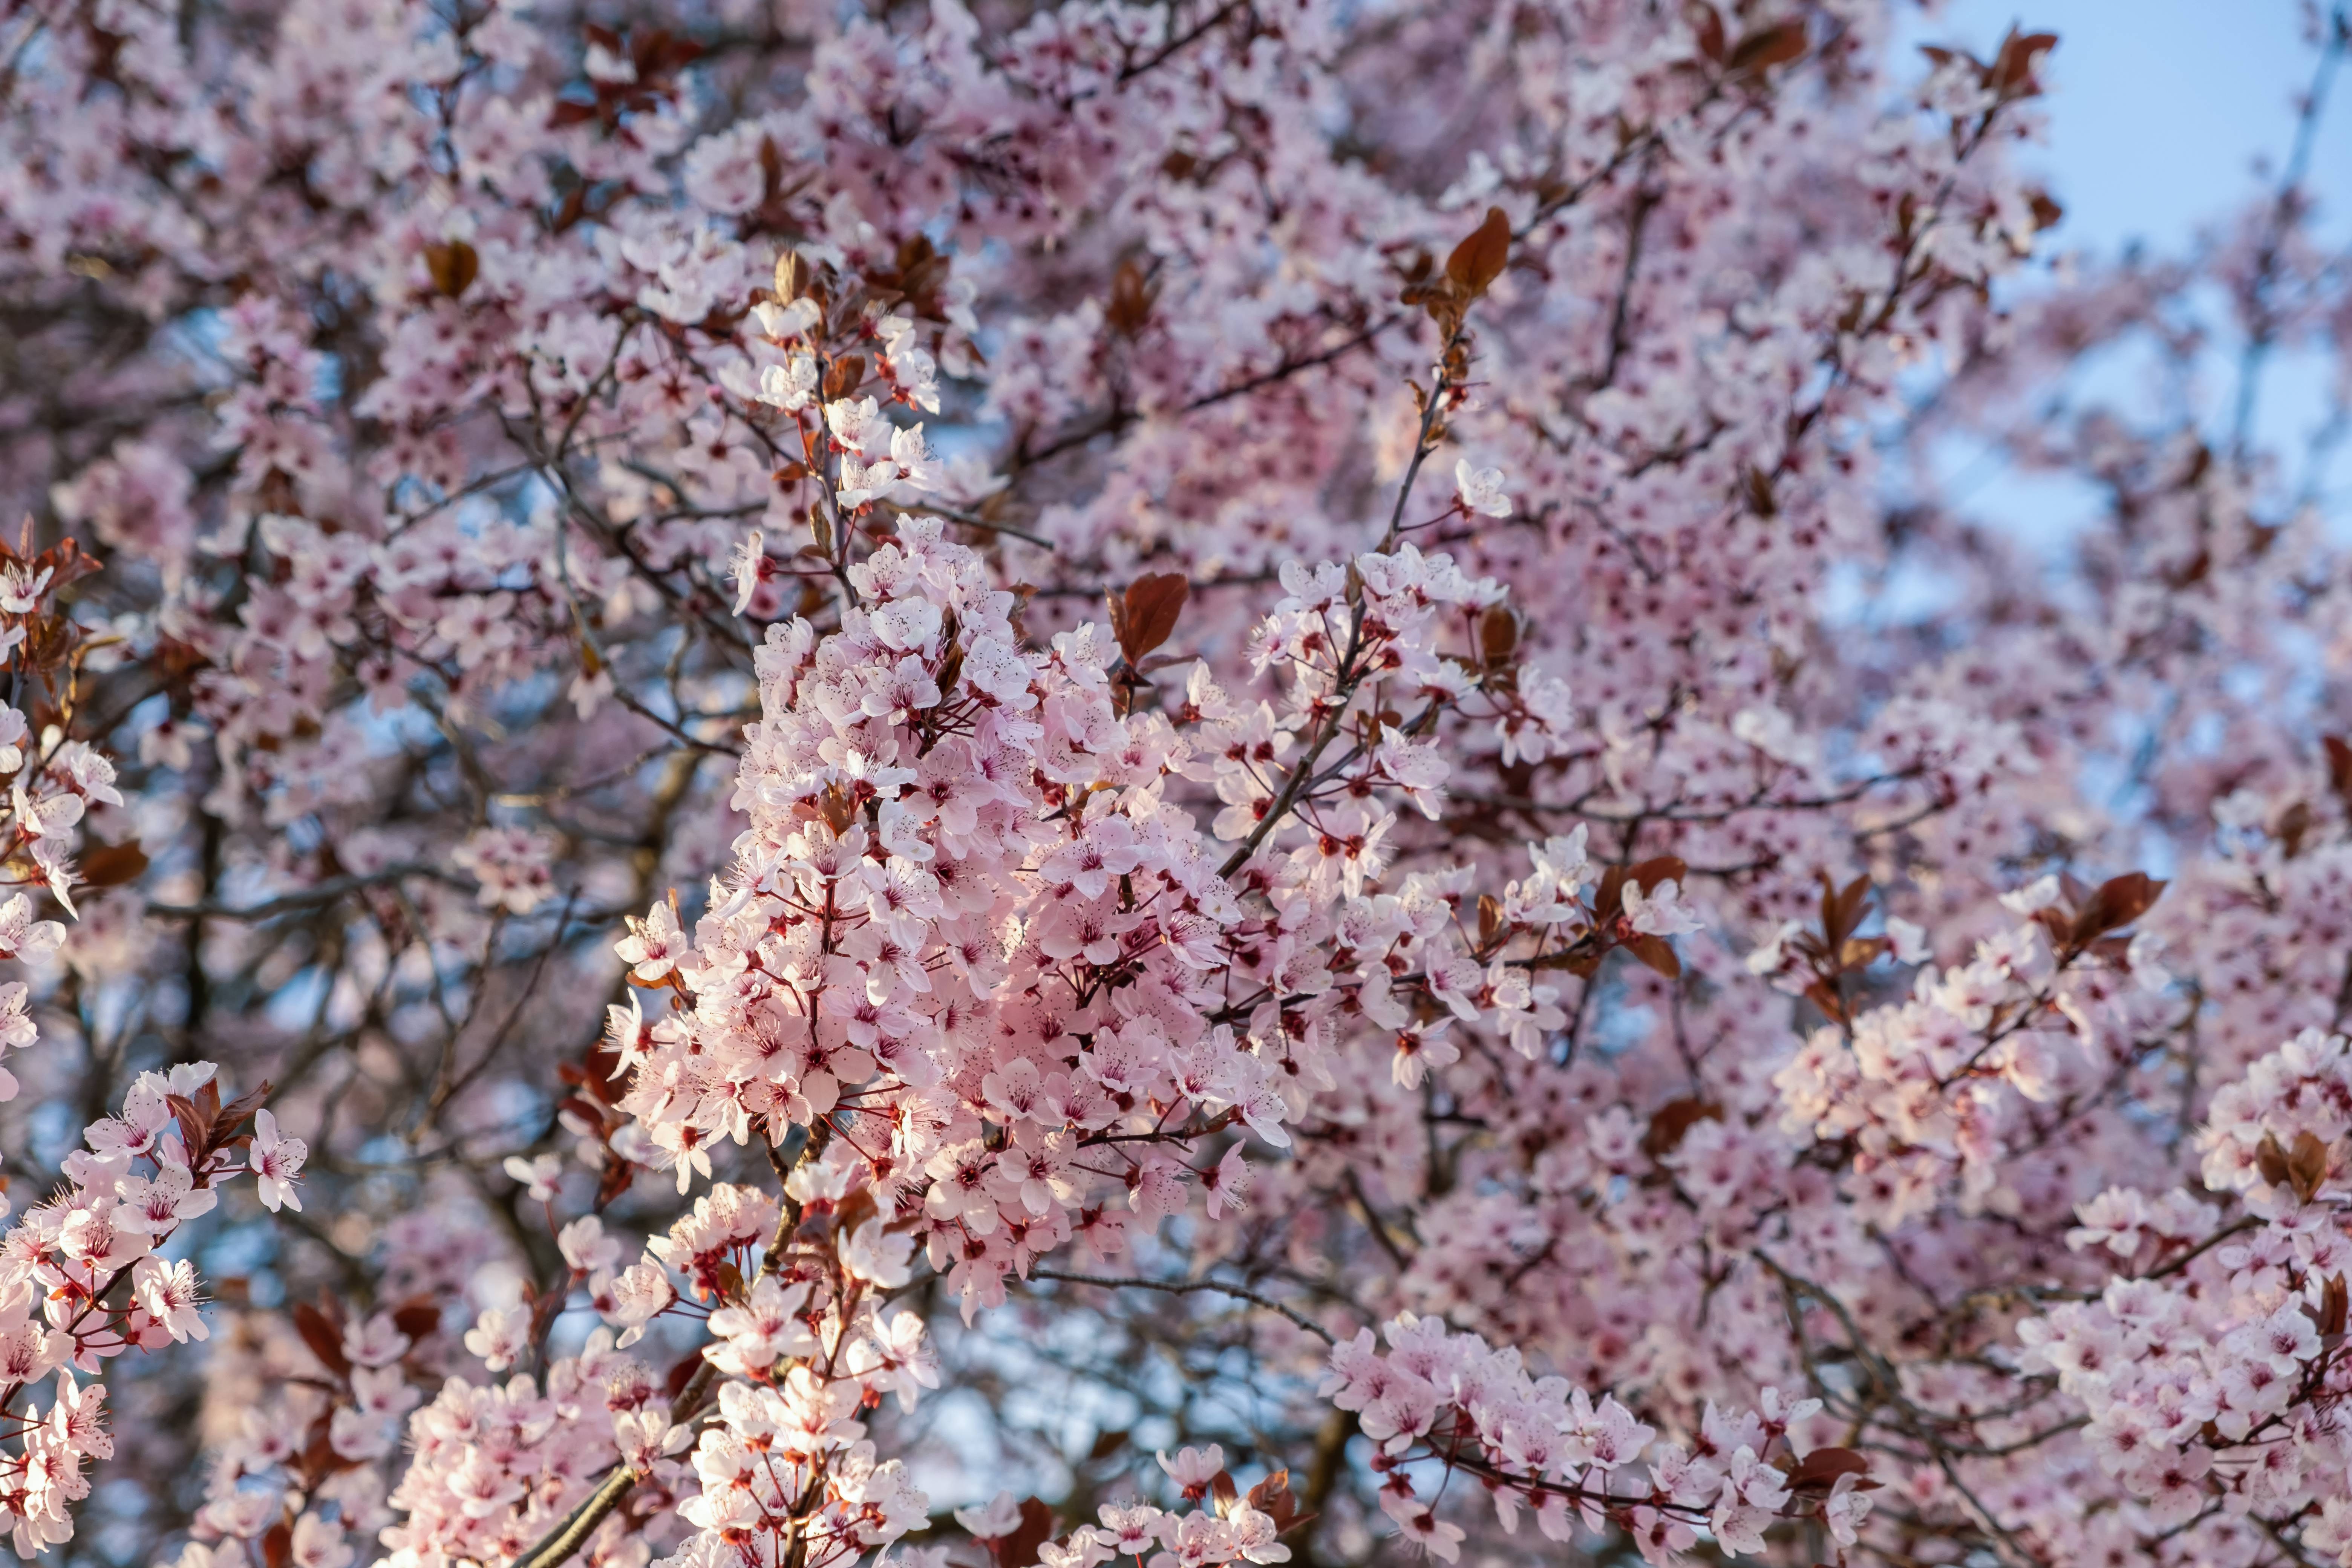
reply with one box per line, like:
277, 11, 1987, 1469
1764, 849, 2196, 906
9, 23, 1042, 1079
1912, 0, 2351, 553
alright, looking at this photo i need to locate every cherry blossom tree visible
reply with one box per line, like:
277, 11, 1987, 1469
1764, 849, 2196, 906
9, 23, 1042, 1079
2, 0, 2351, 1564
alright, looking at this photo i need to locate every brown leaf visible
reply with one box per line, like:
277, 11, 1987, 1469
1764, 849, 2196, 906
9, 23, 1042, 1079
1106, 258, 1160, 338
1989, 26, 2058, 99
260, 1521, 292, 1568
1642, 1097, 1721, 1158
1727, 20, 1807, 74
1838, 936, 1886, 971
997, 1498, 1058, 1568
1625, 931, 1682, 978
818, 782, 858, 835
1785, 1445, 1871, 1497
1479, 603, 1519, 667
1628, 856, 1689, 895
822, 354, 866, 400
1444, 206, 1512, 300
34, 535, 102, 593
293, 1300, 351, 1380
1246, 1470, 1300, 1530
1801, 977, 1848, 1025
1819, 871, 1873, 949
423, 240, 478, 300
2318, 1274, 2349, 1339
2280, 799, 2315, 858
1532, 946, 1603, 980
1477, 893, 1505, 949
2071, 871, 2165, 947
210, 1081, 275, 1154
2291, 1130, 2332, 1204
392, 1299, 443, 1342
1594, 864, 1628, 922
78, 838, 149, 888
294, 1411, 360, 1486
167, 1092, 215, 1156
1687, 2, 1726, 64
1117, 573, 1190, 665
2257, 1133, 2294, 1189
774, 250, 810, 301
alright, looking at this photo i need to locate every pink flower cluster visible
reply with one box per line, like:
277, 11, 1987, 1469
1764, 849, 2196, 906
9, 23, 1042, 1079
0, 1066, 299, 1556
1318, 1316, 1871, 1562
2, 0, 2350, 1563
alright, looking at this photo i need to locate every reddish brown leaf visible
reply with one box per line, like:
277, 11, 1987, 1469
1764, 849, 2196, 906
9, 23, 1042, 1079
1106, 258, 1160, 338
1989, 26, 2058, 98
1838, 935, 1886, 971
1444, 206, 1512, 300
293, 1300, 351, 1379
1246, 1470, 1300, 1529
1642, 1097, 1721, 1158
209, 1082, 274, 1160
1801, 978, 1848, 1024
1117, 572, 1190, 665
167, 1092, 215, 1155
1785, 1446, 1871, 1496
1728, 20, 1807, 73
2071, 871, 2165, 946
1594, 864, 1629, 922
2280, 799, 2315, 857
2317, 1273, 2349, 1339
2291, 1130, 2332, 1204
1818, 871, 1873, 949
1628, 856, 1689, 894
392, 1300, 444, 1342
422, 240, 478, 300
2257, 1133, 2293, 1189
1479, 603, 1519, 666
818, 782, 858, 835
1625, 931, 1683, 978
2328, 735, 2352, 805
997, 1498, 1058, 1568
1687, 2, 1726, 63
78, 838, 149, 888
822, 354, 866, 400
774, 249, 810, 301
1477, 893, 1505, 949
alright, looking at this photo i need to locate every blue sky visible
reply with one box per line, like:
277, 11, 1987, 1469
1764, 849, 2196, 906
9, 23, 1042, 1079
1887, 1, 2351, 556
1913, 0, 2349, 256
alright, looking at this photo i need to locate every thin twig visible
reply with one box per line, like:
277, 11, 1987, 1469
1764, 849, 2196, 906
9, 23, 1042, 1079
1029, 1267, 1338, 1343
